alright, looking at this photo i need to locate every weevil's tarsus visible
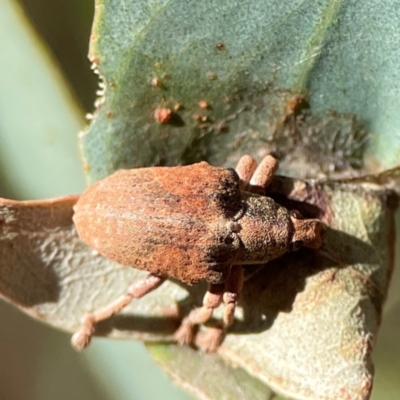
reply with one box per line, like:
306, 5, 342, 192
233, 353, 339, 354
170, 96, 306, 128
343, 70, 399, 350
174, 282, 224, 347
71, 274, 165, 350
71, 314, 95, 350
197, 325, 225, 353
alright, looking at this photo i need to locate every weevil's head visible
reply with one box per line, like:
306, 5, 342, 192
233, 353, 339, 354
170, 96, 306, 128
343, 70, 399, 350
289, 213, 323, 250
228, 193, 323, 264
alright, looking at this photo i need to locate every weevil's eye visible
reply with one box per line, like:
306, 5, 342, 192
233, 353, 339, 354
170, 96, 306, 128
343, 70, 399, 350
224, 236, 234, 245
289, 240, 304, 252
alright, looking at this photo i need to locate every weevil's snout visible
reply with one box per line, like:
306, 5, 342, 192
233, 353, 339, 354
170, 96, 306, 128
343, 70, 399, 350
290, 215, 323, 250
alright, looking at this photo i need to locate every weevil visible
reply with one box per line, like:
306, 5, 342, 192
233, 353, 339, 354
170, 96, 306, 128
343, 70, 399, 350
72, 155, 322, 352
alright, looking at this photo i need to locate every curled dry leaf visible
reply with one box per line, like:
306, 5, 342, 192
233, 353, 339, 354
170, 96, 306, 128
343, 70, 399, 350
0, 174, 398, 400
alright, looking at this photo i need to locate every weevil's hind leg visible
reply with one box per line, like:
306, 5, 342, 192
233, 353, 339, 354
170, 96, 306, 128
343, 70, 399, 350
71, 274, 166, 350
174, 282, 224, 347
235, 155, 257, 191
198, 265, 244, 352
248, 155, 279, 194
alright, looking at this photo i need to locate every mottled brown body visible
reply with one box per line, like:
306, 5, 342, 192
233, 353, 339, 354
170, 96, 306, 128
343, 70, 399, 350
72, 156, 322, 351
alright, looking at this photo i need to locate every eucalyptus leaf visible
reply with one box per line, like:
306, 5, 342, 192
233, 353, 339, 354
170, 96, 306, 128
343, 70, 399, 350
82, 0, 400, 185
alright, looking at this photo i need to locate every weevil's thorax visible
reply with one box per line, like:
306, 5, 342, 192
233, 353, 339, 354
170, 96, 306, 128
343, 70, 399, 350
231, 193, 293, 264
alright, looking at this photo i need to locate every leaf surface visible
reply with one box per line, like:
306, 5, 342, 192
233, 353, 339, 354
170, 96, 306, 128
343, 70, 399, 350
82, 0, 400, 184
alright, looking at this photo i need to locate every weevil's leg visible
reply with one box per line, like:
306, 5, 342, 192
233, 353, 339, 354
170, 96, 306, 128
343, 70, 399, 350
71, 274, 166, 350
199, 265, 244, 352
248, 155, 279, 194
235, 155, 257, 191
222, 265, 244, 327
174, 282, 224, 346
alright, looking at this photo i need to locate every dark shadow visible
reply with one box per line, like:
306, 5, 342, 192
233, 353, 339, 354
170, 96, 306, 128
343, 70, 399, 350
95, 314, 180, 337
166, 112, 185, 127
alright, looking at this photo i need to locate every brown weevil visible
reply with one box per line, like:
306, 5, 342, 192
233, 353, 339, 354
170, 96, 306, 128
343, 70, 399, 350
72, 155, 323, 352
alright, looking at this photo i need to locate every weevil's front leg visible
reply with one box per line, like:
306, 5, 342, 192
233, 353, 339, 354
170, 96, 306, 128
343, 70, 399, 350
249, 155, 279, 194
198, 265, 244, 352
235, 154, 279, 193
174, 282, 224, 347
235, 155, 257, 191
71, 273, 166, 350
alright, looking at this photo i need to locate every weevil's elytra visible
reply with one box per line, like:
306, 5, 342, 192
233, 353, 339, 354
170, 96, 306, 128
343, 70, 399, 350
72, 155, 323, 352
74, 163, 243, 284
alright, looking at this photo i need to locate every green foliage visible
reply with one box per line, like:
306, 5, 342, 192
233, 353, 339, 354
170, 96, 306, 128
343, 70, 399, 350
83, 0, 400, 184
